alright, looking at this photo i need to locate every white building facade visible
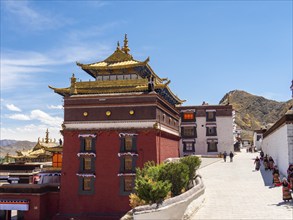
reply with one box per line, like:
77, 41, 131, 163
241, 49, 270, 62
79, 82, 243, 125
178, 105, 234, 156
253, 129, 266, 151
261, 110, 293, 176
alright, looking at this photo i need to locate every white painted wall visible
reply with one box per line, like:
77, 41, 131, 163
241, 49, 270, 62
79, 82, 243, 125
216, 117, 234, 154
253, 132, 263, 150
195, 116, 233, 155
195, 117, 207, 155
261, 124, 289, 176
288, 124, 293, 165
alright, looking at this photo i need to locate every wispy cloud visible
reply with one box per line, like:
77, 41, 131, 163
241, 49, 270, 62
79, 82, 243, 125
6, 104, 21, 112
1, 42, 112, 90
8, 114, 30, 120
47, 105, 63, 110
3, 0, 72, 31
1, 124, 62, 142
6, 109, 63, 127
30, 110, 63, 127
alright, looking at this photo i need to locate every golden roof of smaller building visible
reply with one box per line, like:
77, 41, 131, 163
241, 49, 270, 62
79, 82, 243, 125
11, 129, 62, 159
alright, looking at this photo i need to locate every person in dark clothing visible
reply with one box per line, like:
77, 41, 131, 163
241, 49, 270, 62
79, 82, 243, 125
223, 151, 227, 162
272, 166, 281, 186
229, 151, 234, 162
254, 156, 261, 171
282, 178, 292, 202
260, 150, 264, 160
268, 156, 275, 170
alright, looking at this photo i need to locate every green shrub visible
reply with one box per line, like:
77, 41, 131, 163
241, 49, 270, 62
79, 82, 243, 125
135, 176, 171, 204
134, 161, 171, 204
158, 162, 189, 196
180, 156, 201, 183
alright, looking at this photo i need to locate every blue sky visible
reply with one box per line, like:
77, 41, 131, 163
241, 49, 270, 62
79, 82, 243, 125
1, 0, 292, 141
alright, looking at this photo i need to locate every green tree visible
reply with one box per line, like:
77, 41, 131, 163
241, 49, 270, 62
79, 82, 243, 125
180, 156, 201, 186
134, 161, 171, 204
158, 162, 189, 196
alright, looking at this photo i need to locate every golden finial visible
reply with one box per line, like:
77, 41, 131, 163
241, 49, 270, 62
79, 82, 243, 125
45, 129, 49, 143
70, 73, 77, 95
122, 34, 130, 54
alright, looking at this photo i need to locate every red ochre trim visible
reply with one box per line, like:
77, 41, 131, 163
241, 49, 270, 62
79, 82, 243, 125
0, 201, 29, 204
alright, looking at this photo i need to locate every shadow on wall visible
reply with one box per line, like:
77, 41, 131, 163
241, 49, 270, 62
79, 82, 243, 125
259, 166, 273, 187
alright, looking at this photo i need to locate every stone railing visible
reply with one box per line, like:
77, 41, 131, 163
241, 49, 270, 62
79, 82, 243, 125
121, 175, 205, 220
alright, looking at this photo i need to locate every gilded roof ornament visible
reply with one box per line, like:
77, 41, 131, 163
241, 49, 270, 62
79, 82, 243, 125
122, 34, 130, 54
70, 73, 77, 95
45, 129, 49, 143
116, 41, 121, 51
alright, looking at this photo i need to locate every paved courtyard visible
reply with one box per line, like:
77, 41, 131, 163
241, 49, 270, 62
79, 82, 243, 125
191, 149, 293, 219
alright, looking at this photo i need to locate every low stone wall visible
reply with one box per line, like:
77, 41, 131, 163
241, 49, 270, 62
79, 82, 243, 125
122, 175, 205, 220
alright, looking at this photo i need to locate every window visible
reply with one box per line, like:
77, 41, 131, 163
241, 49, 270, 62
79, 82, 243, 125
183, 142, 195, 152
124, 176, 133, 192
181, 127, 197, 138
78, 177, 95, 194
83, 158, 92, 171
84, 137, 92, 151
181, 112, 195, 122
120, 135, 137, 152
119, 176, 135, 195
207, 141, 218, 152
206, 111, 216, 121
124, 156, 133, 172
83, 177, 91, 191
125, 136, 132, 151
183, 113, 194, 120
79, 156, 95, 172
119, 133, 138, 195
206, 127, 217, 136
257, 135, 262, 141
52, 153, 62, 168
79, 135, 96, 152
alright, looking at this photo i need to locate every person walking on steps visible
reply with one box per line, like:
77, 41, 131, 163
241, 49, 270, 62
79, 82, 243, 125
272, 166, 281, 187
282, 178, 292, 202
229, 151, 234, 162
254, 156, 261, 171
223, 151, 227, 162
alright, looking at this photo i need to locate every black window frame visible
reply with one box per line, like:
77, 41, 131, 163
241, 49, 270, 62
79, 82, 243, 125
207, 141, 218, 152
80, 136, 96, 153
119, 176, 135, 195
206, 111, 216, 122
183, 142, 195, 152
181, 126, 197, 138
120, 135, 137, 153
79, 157, 96, 173
119, 156, 138, 173
206, 127, 217, 136
78, 176, 95, 195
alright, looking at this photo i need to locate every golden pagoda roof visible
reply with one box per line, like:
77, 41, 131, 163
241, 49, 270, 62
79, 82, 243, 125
11, 130, 62, 159
49, 35, 184, 105
49, 77, 167, 96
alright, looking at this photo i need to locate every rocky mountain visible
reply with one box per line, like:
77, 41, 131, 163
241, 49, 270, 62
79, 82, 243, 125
0, 140, 36, 158
220, 90, 293, 139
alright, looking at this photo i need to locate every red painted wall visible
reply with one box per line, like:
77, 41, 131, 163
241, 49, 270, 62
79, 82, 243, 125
0, 192, 59, 220
157, 135, 180, 163
59, 129, 179, 217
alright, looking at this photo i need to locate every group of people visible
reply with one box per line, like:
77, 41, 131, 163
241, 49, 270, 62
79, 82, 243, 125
254, 151, 293, 202
255, 152, 276, 171
223, 151, 234, 162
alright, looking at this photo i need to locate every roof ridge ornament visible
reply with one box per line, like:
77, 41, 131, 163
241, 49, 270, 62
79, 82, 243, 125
122, 34, 130, 54
116, 41, 121, 51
